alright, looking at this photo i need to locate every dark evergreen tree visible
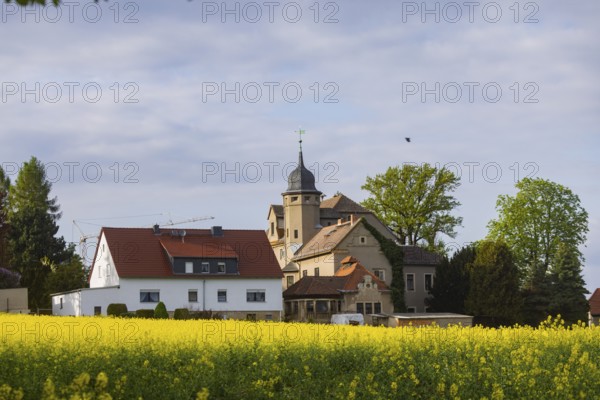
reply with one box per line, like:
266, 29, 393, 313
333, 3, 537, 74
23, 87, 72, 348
428, 245, 475, 313
7, 157, 71, 309
465, 240, 522, 326
548, 243, 589, 324
0, 167, 10, 270
521, 261, 552, 326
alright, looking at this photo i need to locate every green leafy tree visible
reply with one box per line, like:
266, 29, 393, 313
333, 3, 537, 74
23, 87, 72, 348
44, 253, 88, 295
361, 163, 462, 251
0, 167, 11, 270
548, 243, 589, 324
487, 178, 588, 286
7, 156, 71, 309
428, 245, 476, 313
465, 240, 522, 326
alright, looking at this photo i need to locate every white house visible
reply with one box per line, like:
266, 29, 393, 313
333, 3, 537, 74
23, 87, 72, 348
52, 226, 283, 320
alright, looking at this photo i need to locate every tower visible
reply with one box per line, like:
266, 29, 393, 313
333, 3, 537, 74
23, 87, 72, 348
282, 135, 322, 253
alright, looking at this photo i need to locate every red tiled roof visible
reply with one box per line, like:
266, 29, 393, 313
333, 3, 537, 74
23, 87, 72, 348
283, 258, 389, 299
293, 219, 361, 260
320, 193, 370, 214
96, 227, 282, 279
590, 289, 600, 316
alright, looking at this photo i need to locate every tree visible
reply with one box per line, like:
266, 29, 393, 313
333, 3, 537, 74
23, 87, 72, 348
0, 267, 21, 289
7, 156, 71, 309
548, 243, 589, 324
487, 178, 588, 286
361, 164, 462, 251
465, 240, 522, 326
428, 245, 476, 313
44, 253, 88, 296
0, 166, 11, 270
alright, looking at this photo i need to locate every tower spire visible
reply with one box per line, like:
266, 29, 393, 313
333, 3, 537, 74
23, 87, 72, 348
295, 128, 306, 151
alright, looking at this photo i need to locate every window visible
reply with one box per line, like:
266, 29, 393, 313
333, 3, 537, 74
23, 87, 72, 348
314, 267, 320, 277
406, 274, 415, 291
185, 262, 193, 274
316, 300, 328, 313
60, 298, 63, 309
425, 273, 434, 291
291, 196, 298, 202
304, 196, 310, 201
306, 301, 314, 313
280, 249, 285, 260
374, 302, 381, 314
286, 275, 294, 288
356, 303, 364, 314
218, 262, 226, 274
265, 314, 273, 321
374, 269, 385, 281
247, 290, 266, 302
217, 290, 227, 302
286, 229, 289, 238
302, 270, 308, 277
365, 303, 373, 314
270, 222, 274, 236
407, 307, 416, 313
188, 290, 198, 303
246, 314, 257, 321
94, 306, 101, 315
359, 236, 367, 244
140, 291, 160, 303
105, 265, 110, 276
201, 262, 209, 273
294, 229, 298, 239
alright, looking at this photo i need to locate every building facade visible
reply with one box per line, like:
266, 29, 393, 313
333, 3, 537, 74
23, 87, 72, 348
52, 226, 283, 319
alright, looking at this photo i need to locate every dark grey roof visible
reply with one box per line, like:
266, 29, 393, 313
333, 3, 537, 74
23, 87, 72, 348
283, 151, 321, 194
401, 246, 442, 265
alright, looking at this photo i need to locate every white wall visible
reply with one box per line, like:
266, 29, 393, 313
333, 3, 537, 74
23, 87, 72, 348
52, 287, 121, 316
53, 278, 282, 316
89, 233, 120, 288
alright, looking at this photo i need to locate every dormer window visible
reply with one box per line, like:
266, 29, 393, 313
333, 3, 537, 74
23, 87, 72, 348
185, 262, 193, 274
218, 262, 226, 274
201, 262, 209, 273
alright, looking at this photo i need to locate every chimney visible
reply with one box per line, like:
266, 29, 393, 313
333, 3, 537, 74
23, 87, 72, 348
350, 214, 359, 226
152, 224, 161, 235
211, 226, 223, 237
337, 218, 343, 226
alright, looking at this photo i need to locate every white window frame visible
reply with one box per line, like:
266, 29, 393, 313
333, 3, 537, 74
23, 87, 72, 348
359, 236, 367, 245
246, 289, 266, 303
188, 289, 198, 303
217, 262, 226, 274
140, 290, 160, 303
201, 262, 209, 273
185, 261, 193, 274
406, 273, 415, 291
374, 269, 385, 281
217, 289, 227, 303
424, 273, 434, 291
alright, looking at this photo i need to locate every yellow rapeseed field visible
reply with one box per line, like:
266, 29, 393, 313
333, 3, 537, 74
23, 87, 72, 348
1, 314, 599, 399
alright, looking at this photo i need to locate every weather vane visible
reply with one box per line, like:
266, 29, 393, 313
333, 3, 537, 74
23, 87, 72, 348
295, 128, 306, 150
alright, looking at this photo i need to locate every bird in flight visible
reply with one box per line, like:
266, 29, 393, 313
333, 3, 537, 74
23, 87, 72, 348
405, 137, 411, 143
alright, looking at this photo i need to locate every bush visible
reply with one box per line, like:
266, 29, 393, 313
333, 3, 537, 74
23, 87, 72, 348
190, 310, 222, 320
154, 302, 169, 319
107, 304, 128, 317
135, 309, 154, 319
173, 308, 190, 320
120, 312, 136, 318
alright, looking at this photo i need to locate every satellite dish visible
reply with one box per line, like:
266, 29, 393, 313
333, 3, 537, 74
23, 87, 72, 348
180, 230, 187, 237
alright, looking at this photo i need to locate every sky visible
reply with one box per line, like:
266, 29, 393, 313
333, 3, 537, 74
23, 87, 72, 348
1, 0, 599, 292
